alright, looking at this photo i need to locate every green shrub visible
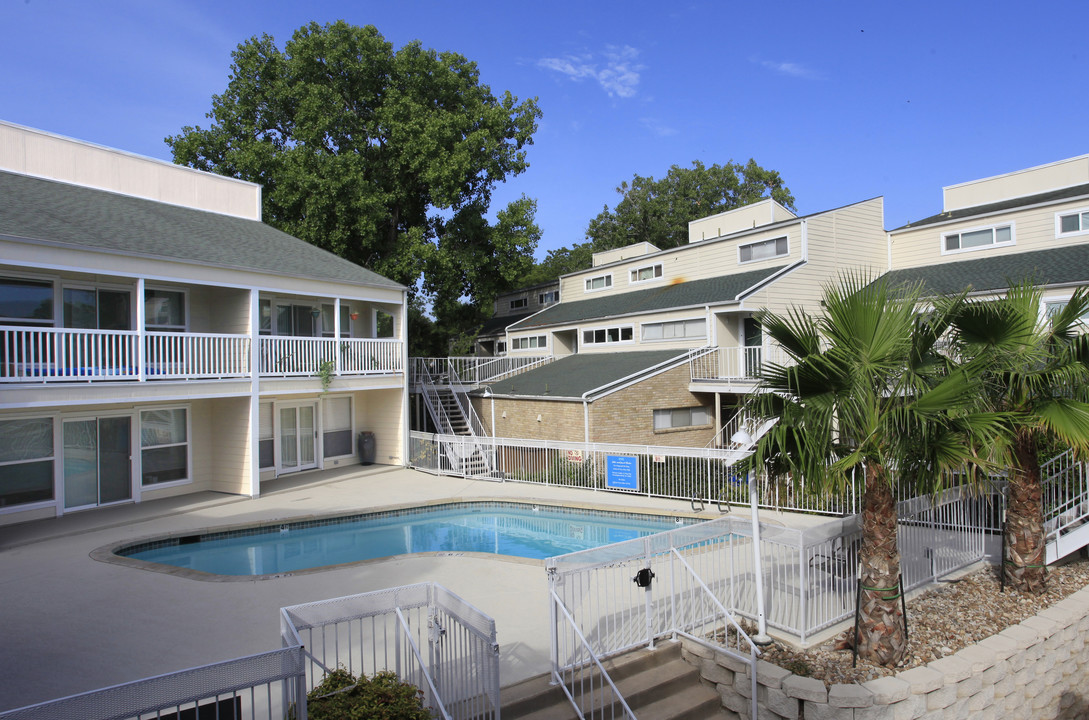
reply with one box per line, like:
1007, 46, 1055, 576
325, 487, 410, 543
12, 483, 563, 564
306, 668, 432, 720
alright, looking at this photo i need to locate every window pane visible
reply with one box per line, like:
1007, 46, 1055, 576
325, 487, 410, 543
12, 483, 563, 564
260, 299, 272, 335
0, 460, 54, 506
323, 430, 353, 457
594, 329, 606, 343
145, 290, 185, 328
739, 246, 752, 262
583, 331, 593, 344
621, 327, 633, 341
64, 288, 97, 329
321, 305, 335, 337
259, 403, 273, 440
141, 409, 187, 447
97, 290, 131, 331
945, 234, 960, 251
994, 226, 1011, 244
643, 324, 662, 340
0, 418, 53, 462
259, 438, 275, 468
961, 229, 993, 248
653, 410, 670, 430
340, 308, 351, 336
142, 445, 188, 485
323, 397, 351, 431
775, 238, 788, 255
0, 278, 53, 323
1061, 214, 1080, 233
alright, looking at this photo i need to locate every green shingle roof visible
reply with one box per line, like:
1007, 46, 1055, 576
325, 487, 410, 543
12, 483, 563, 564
894, 183, 1089, 231
882, 245, 1089, 296
0, 170, 402, 289
477, 312, 534, 337
510, 265, 788, 330
482, 350, 689, 399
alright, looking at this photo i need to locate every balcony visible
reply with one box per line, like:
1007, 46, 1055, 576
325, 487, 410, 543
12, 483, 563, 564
689, 345, 792, 384
0, 326, 402, 383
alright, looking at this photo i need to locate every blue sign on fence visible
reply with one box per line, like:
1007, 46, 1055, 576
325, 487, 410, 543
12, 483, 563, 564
606, 455, 639, 491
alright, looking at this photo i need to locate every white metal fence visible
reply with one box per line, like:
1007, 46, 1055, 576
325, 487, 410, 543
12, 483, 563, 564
689, 345, 793, 382
1043, 449, 1089, 559
280, 583, 500, 720
0, 647, 306, 720
410, 431, 851, 516
0, 325, 141, 381
144, 331, 250, 378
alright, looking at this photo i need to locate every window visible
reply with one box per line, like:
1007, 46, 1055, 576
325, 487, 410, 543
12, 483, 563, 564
539, 291, 558, 305
653, 406, 712, 431
259, 403, 274, 469
140, 408, 189, 486
942, 224, 1013, 253
276, 304, 318, 337
511, 335, 546, 350
739, 236, 788, 263
1057, 209, 1089, 237
642, 319, 706, 341
509, 298, 528, 310
581, 325, 634, 345
496, 341, 507, 354
629, 264, 663, 284
584, 274, 613, 292
0, 277, 53, 326
1045, 300, 1089, 323
145, 289, 186, 331
63, 287, 131, 330
0, 417, 54, 507
259, 299, 272, 335
320, 304, 352, 338
322, 397, 353, 457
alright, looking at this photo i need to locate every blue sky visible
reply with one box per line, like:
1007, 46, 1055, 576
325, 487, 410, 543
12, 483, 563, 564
2, 0, 1086, 260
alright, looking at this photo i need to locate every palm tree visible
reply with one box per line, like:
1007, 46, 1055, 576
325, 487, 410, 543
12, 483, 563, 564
947, 283, 1089, 593
745, 274, 1001, 666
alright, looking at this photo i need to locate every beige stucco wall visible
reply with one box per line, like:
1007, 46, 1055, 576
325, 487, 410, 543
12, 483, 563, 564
890, 196, 1089, 272
742, 196, 886, 319
688, 199, 797, 243
943, 155, 1089, 212
0, 120, 262, 220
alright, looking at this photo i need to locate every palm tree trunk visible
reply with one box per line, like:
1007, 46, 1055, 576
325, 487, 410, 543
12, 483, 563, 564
1004, 428, 1048, 593
856, 463, 906, 667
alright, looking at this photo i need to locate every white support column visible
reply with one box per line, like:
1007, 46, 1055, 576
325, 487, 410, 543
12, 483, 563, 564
136, 278, 145, 382
400, 290, 410, 467
334, 298, 342, 376
248, 289, 261, 498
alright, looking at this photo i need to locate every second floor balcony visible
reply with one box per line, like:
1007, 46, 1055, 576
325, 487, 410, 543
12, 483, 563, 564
690, 344, 792, 385
0, 326, 402, 384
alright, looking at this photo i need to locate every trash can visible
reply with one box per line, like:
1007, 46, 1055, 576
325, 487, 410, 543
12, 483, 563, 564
357, 431, 376, 465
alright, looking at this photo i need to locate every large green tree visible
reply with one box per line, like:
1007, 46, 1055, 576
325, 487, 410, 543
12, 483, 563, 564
947, 283, 1089, 593
519, 159, 794, 287
166, 21, 542, 346
746, 276, 1001, 666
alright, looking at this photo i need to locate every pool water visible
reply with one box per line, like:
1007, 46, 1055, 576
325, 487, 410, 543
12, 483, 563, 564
119, 502, 692, 575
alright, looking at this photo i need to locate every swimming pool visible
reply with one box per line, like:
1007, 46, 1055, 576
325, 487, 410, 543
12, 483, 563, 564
116, 502, 694, 576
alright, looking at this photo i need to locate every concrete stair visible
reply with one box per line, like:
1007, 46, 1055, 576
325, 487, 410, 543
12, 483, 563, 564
501, 641, 728, 720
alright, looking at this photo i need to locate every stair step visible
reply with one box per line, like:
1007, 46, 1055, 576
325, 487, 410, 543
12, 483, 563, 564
502, 641, 728, 720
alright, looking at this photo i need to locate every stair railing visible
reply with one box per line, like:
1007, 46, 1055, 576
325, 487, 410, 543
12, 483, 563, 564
1042, 448, 1089, 559
548, 588, 636, 720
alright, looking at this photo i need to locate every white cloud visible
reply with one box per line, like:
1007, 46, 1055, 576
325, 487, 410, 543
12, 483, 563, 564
538, 45, 643, 98
755, 58, 824, 80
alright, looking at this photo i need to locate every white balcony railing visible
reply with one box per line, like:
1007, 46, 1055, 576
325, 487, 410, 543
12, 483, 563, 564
689, 345, 792, 382
1, 325, 403, 384
259, 337, 402, 376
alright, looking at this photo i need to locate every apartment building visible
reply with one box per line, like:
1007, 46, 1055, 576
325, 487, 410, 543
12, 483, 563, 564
473, 279, 560, 357
474, 196, 887, 446
0, 121, 408, 525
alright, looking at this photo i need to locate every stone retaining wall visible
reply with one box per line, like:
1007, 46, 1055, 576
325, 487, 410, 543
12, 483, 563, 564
680, 585, 1089, 719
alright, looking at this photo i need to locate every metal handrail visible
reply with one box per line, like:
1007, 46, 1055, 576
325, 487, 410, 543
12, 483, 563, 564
550, 590, 636, 720
394, 607, 452, 720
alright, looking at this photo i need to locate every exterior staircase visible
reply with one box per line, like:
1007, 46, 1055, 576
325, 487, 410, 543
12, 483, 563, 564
1043, 449, 1089, 563
501, 641, 730, 720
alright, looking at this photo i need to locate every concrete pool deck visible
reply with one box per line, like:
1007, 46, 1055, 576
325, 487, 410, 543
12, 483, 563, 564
0, 464, 832, 713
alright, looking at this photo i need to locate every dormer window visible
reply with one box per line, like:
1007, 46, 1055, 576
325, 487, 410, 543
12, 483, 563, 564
942, 223, 1014, 254
585, 274, 613, 292
509, 298, 528, 310
1057, 208, 1089, 237
539, 290, 558, 305
629, 263, 663, 284
739, 236, 788, 263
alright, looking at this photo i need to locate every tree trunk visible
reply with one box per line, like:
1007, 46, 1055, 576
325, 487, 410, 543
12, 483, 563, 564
1004, 428, 1048, 593
855, 464, 906, 667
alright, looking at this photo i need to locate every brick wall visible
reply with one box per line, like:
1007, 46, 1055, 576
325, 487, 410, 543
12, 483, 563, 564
680, 583, 1089, 719
473, 363, 717, 447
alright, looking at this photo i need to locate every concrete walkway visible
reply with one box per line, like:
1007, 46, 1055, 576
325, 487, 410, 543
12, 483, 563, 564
0, 465, 827, 713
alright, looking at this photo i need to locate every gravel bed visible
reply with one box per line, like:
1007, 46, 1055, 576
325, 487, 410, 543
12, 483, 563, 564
753, 557, 1089, 686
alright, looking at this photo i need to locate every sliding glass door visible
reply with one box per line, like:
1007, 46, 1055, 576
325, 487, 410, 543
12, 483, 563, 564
63, 416, 132, 509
